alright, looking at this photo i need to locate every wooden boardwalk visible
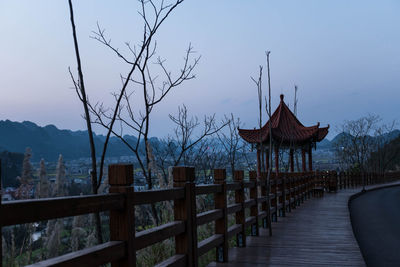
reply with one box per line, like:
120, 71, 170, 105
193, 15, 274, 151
208, 189, 365, 267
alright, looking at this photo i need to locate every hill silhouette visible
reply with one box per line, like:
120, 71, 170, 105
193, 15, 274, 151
1, 120, 399, 162
0, 120, 140, 161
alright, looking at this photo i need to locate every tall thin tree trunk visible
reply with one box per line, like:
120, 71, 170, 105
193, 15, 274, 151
68, 0, 102, 243
266, 51, 273, 236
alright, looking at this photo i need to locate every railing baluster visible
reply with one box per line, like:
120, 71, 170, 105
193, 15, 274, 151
271, 173, 278, 221
173, 166, 198, 267
249, 171, 259, 236
214, 169, 228, 262
234, 170, 245, 247
109, 164, 135, 267
260, 172, 268, 228
282, 174, 287, 216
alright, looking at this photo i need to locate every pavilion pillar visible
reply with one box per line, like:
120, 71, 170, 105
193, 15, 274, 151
289, 149, 294, 172
265, 149, 269, 171
308, 146, 313, 171
274, 145, 279, 174
256, 149, 262, 178
301, 148, 306, 172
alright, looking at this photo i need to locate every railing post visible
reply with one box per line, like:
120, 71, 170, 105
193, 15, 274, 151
293, 174, 297, 207
109, 164, 135, 267
271, 173, 278, 222
301, 174, 304, 201
281, 174, 286, 217
234, 170, 246, 247
341, 172, 344, 189
214, 169, 228, 262
299, 173, 303, 204
173, 166, 198, 267
350, 172, 353, 187
302, 173, 306, 202
249, 171, 259, 236
287, 174, 292, 212
260, 172, 268, 228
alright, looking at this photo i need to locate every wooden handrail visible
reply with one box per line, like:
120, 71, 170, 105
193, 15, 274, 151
197, 234, 223, 257
154, 254, 186, 267
135, 221, 185, 250
195, 184, 222, 195
197, 209, 223, 226
1, 193, 124, 226
134, 187, 184, 205
25, 241, 125, 267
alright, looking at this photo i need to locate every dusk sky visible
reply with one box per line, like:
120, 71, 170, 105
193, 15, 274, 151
1, 0, 399, 139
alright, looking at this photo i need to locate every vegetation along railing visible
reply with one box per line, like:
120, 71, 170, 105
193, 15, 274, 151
1, 164, 399, 267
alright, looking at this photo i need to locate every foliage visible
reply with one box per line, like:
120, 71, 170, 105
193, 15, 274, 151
53, 155, 67, 197
369, 134, 400, 171
335, 114, 397, 173
0, 150, 23, 188
36, 159, 49, 198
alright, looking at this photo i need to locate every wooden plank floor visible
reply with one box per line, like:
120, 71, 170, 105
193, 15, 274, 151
208, 188, 365, 267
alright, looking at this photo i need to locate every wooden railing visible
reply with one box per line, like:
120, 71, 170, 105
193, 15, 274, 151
1, 165, 399, 267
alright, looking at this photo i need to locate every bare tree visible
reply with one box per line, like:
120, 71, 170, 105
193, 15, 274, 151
240, 142, 256, 172
85, 1, 199, 192
293, 85, 301, 172
368, 120, 398, 174
335, 114, 381, 190
198, 139, 226, 182
67, 0, 98, 193
152, 105, 228, 185
251, 66, 265, 175
216, 114, 245, 178
168, 105, 228, 167
186, 138, 225, 183
265, 51, 273, 236
67, 0, 189, 232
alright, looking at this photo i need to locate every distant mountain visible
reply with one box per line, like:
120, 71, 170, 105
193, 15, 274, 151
316, 130, 400, 151
382, 129, 400, 142
316, 138, 331, 149
1, 120, 399, 162
0, 120, 142, 161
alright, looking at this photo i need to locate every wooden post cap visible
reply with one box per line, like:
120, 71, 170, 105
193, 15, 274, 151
108, 164, 133, 185
214, 169, 226, 182
234, 170, 244, 181
173, 166, 195, 183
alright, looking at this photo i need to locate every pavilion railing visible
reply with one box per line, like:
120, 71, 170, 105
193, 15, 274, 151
1, 165, 399, 267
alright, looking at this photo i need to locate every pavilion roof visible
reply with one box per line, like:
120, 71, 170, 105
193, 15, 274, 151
238, 94, 329, 146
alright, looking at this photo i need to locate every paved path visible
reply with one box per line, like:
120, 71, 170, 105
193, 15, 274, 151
350, 185, 400, 267
208, 188, 365, 267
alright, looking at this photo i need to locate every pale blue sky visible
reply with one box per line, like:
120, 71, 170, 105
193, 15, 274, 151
1, 0, 399, 139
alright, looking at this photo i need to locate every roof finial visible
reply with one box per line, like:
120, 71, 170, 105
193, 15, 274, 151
280, 94, 284, 101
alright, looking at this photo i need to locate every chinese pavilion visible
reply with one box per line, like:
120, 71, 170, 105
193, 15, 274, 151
238, 94, 329, 175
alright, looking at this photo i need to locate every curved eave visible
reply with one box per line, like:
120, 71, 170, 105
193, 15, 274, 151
317, 125, 329, 142
239, 124, 326, 145
238, 128, 262, 143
